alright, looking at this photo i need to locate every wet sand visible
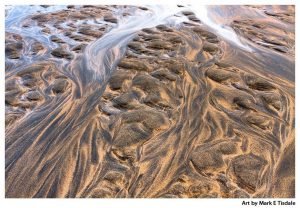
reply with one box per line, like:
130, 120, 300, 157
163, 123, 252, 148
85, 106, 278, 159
5, 5, 295, 198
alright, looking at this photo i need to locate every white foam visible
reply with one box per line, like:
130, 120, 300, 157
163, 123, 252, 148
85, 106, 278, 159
190, 5, 253, 52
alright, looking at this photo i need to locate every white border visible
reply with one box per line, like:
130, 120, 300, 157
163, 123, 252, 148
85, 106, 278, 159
1, 0, 298, 207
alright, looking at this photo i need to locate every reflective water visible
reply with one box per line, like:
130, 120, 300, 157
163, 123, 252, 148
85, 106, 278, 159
5, 5, 295, 198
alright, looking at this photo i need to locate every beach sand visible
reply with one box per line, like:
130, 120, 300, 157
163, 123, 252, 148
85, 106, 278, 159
5, 5, 295, 198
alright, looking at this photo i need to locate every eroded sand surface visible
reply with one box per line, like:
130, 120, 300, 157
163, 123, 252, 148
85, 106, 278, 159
5, 5, 295, 198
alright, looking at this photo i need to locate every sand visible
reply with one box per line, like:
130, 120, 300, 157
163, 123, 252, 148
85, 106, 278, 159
5, 5, 295, 198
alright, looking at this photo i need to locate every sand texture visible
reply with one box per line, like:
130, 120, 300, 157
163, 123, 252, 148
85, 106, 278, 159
5, 5, 295, 198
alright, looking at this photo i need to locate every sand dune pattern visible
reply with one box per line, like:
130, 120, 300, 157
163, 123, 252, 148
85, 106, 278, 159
5, 5, 294, 198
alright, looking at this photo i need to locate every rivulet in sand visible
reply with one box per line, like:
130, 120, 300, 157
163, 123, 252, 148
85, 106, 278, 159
5, 5, 295, 198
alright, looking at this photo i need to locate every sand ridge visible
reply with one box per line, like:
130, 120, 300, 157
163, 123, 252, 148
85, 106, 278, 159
5, 5, 295, 198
